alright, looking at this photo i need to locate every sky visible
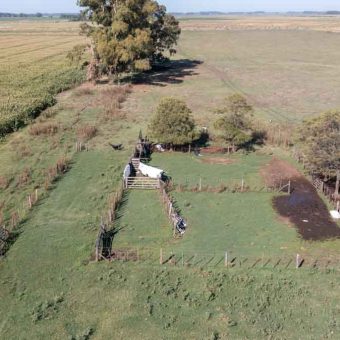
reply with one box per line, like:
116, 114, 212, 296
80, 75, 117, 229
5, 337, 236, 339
1, 0, 340, 14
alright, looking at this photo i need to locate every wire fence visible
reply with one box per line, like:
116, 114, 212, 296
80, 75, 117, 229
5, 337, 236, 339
98, 246, 340, 272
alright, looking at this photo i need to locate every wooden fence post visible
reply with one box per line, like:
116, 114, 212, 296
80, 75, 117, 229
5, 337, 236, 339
160, 248, 163, 265
169, 203, 172, 218
288, 180, 291, 195
296, 254, 301, 269
28, 195, 32, 209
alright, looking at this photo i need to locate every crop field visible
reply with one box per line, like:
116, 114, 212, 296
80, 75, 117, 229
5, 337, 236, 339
0, 20, 86, 135
1, 17, 340, 339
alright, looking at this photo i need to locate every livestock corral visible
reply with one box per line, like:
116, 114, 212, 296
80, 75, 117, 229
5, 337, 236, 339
0, 17, 340, 339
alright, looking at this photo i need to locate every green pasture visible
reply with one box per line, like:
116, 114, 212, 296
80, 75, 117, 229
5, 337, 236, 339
150, 151, 270, 188
126, 29, 340, 128
1, 20, 340, 339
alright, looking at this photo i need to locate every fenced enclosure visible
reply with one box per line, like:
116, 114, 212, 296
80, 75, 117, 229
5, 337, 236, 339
293, 147, 339, 210
312, 175, 340, 209
97, 246, 340, 272
168, 178, 291, 194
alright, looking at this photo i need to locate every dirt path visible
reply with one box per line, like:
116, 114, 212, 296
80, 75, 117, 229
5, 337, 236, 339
261, 158, 340, 241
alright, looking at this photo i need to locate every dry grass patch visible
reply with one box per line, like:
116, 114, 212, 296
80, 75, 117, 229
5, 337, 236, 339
73, 87, 95, 97
76, 124, 97, 142
29, 122, 59, 136
17, 168, 32, 187
0, 176, 10, 190
44, 156, 71, 189
100, 85, 132, 120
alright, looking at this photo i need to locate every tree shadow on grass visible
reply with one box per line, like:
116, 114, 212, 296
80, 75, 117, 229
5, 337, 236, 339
131, 59, 203, 87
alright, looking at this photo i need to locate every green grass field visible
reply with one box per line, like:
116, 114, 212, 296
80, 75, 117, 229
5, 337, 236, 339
1, 18, 340, 339
127, 29, 340, 127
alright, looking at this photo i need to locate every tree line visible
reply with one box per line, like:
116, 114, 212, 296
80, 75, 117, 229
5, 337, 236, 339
0, 13, 44, 18
147, 96, 340, 184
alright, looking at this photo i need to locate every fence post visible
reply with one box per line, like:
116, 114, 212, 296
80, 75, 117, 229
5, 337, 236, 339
241, 178, 244, 192
199, 177, 202, 191
288, 180, 291, 195
28, 195, 32, 209
224, 251, 228, 267
169, 203, 172, 218
160, 248, 163, 265
296, 254, 301, 269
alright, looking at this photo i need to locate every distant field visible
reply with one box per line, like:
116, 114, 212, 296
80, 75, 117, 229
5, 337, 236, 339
0, 20, 85, 135
128, 27, 340, 124
180, 15, 340, 33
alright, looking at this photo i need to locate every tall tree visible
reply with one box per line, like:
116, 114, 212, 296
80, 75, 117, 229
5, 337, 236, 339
148, 98, 196, 146
298, 110, 340, 180
78, 0, 181, 81
214, 94, 253, 151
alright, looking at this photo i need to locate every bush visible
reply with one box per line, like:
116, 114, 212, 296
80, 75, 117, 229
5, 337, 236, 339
148, 97, 197, 146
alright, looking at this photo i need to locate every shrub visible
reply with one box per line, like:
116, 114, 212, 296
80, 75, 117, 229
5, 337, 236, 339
149, 97, 197, 146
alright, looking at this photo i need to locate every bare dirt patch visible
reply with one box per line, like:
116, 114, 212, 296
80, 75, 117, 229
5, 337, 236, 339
200, 157, 234, 165
261, 157, 340, 241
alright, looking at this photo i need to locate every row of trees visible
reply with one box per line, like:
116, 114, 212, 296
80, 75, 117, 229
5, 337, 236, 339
0, 12, 44, 17
148, 96, 339, 182
148, 95, 257, 150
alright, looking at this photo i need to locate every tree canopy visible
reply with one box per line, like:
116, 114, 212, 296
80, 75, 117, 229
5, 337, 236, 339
214, 94, 253, 150
78, 0, 181, 81
148, 98, 196, 145
298, 110, 340, 179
